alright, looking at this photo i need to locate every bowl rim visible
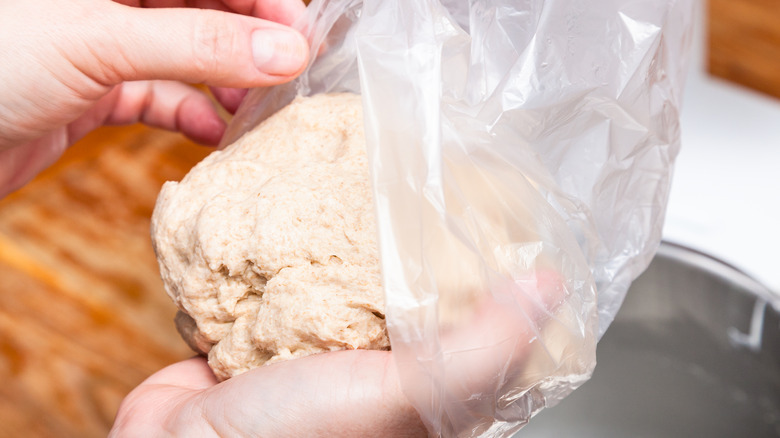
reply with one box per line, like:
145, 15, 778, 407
657, 241, 778, 310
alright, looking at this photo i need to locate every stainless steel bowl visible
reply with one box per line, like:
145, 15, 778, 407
519, 242, 780, 437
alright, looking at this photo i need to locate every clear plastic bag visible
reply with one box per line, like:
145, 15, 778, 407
223, 0, 694, 436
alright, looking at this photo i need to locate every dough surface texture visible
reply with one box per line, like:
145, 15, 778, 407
151, 93, 389, 381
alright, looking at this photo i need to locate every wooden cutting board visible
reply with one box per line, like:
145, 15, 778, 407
0, 125, 210, 438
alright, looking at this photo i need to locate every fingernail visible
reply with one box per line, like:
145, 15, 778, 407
251, 29, 308, 76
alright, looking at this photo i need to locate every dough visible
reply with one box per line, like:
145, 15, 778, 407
151, 93, 389, 381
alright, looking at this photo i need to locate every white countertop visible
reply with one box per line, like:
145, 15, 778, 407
664, 9, 780, 300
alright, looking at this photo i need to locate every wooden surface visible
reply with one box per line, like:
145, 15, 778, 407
709, 0, 780, 99
1, 2, 779, 438
0, 126, 209, 438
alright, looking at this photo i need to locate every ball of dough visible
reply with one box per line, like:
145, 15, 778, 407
151, 93, 389, 381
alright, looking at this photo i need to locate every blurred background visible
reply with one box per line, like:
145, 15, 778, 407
0, 0, 778, 436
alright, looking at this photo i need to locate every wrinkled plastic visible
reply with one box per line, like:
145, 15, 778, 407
223, 0, 693, 436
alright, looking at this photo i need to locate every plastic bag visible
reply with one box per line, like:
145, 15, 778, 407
223, 0, 694, 436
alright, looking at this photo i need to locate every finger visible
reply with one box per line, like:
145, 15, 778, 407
113, 0, 307, 25
246, 0, 308, 26
83, 3, 309, 88
441, 269, 567, 354
422, 269, 572, 404
110, 357, 217, 437
112, 351, 427, 437
198, 351, 427, 437
141, 356, 219, 389
210, 86, 248, 114
103, 81, 227, 145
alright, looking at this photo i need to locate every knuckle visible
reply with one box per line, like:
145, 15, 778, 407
190, 13, 237, 82
96, 42, 138, 84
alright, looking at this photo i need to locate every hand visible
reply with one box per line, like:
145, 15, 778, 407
110, 351, 429, 437
111, 269, 572, 436
0, 0, 310, 198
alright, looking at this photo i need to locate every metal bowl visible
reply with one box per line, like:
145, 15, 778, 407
518, 242, 780, 437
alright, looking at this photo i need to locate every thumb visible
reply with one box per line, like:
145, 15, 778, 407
86, 4, 309, 88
